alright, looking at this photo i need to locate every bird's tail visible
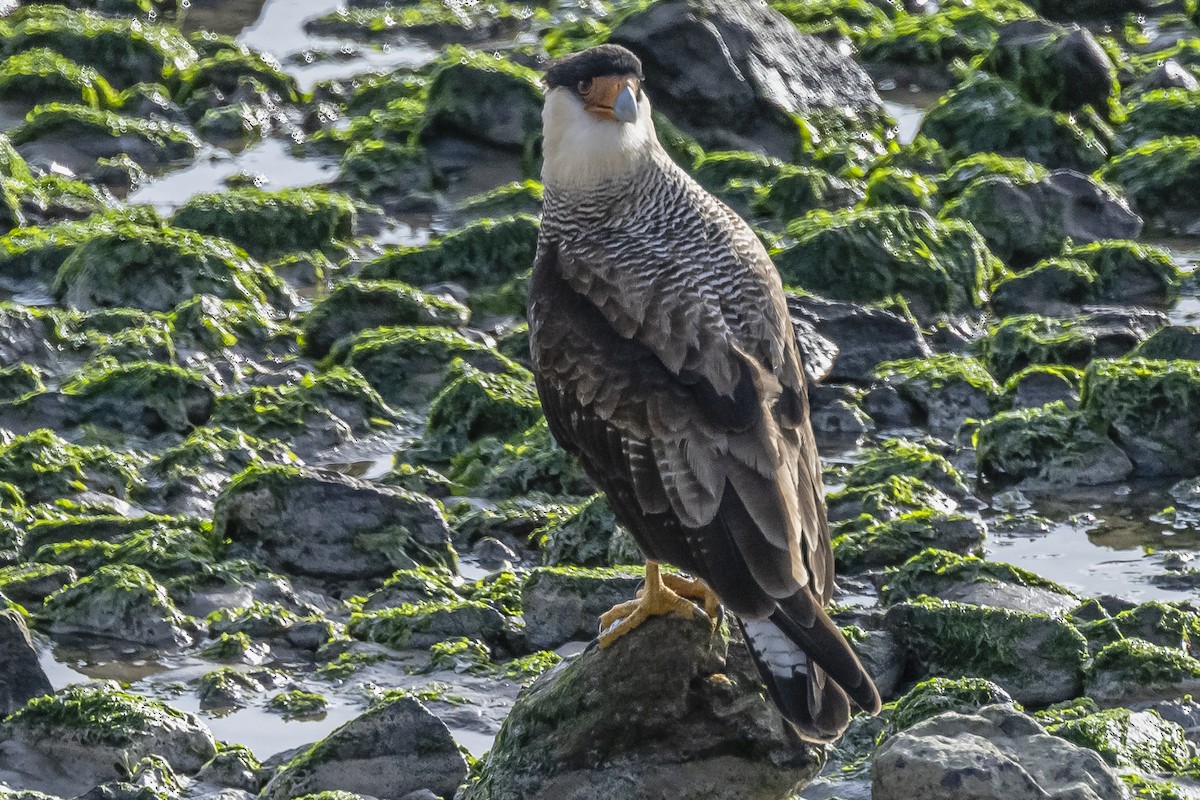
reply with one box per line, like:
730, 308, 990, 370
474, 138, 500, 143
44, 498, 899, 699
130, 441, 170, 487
737, 590, 881, 744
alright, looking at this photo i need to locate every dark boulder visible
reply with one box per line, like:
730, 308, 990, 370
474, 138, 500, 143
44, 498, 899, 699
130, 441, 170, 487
788, 294, 930, 384
0, 610, 52, 717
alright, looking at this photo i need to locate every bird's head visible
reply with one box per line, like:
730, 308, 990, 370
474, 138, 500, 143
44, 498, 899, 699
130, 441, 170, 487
540, 44, 657, 189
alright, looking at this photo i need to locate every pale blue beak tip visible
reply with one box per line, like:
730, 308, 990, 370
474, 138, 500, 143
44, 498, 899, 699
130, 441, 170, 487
613, 86, 639, 124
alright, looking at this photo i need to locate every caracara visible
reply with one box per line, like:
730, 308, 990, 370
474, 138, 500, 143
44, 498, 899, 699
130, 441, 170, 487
528, 44, 881, 742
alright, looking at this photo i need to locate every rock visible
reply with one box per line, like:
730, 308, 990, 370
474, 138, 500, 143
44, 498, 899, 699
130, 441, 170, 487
982, 309, 1163, 381
215, 465, 455, 582
1004, 366, 1081, 410
885, 597, 1087, 704
1086, 639, 1200, 705
610, 0, 884, 158
1101, 136, 1200, 235
888, 677, 1015, 733
1134, 325, 1200, 360
827, 475, 960, 526
464, 614, 821, 800
843, 438, 968, 498
788, 294, 928, 385
990, 257, 1095, 317
0, 682, 216, 797
171, 188, 356, 261
977, 401, 1133, 486
0, 563, 76, 607
421, 48, 542, 152
0, 610, 52, 717
42, 564, 200, 647
536, 496, 641, 569
942, 170, 1141, 268
1137, 60, 1199, 93
197, 667, 286, 710
1075, 600, 1200, 659
259, 694, 467, 800
301, 280, 469, 360
921, 74, 1107, 170
522, 566, 643, 650
348, 600, 506, 650
1121, 87, 1200, 147
873, 354, 1000, 436
775, 207, 999, 317
872, 705, 1126, 800
807, 385, 873, 444
833, 512, 986, 572
420, 361, 542, 459
1046, 706, 1196, 775
881, 549, 1077, 615
1081, 358, 1200, 477
983, 20, 1117, 113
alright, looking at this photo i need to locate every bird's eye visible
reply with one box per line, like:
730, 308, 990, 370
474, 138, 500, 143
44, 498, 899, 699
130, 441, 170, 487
577, 79, 592, 95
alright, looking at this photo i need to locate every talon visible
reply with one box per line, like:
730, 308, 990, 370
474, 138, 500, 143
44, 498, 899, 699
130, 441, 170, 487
660, 572, 722, 624
597, 563, 708, 648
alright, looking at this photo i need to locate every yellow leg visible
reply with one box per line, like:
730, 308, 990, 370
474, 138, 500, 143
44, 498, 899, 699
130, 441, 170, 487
597, 563, 717, 648
661, 572, 722, 623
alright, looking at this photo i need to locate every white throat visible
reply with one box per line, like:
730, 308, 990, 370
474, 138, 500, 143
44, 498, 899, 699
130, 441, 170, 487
540, 86, 658, 190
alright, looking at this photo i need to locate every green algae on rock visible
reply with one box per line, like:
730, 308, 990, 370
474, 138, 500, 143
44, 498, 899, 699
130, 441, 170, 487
11, 103, 198, 170
41, 564, 199, 646
349, 599, 506, 650
171, 188, 357, 260
361, 214, 539, 289
421, 46, 543, 154
0, 49, 121, 110
833, 511, 986, 572
844, 438, 969, 497
446, 418, 589, 500
885, 595, 1088, 704
267, 690, 328, 717
1100, 136, 1200, 233
422, 360, 542, 460
176, 47, 300, 106
881, 548, 1076, 609
1046, 707, 1197, 774
536, 495, 641, 569
858, 3, 1035, 72
874, 356, 1001, 435
981, 312, 1158, 381
774, 206, 999, 315
888, 676, 1015, 733
0, 428, 144, 502
47, 360, 216, 436
302, 280, 470, 359
1087, 639, 1200, 705
937, 152, 1048, 200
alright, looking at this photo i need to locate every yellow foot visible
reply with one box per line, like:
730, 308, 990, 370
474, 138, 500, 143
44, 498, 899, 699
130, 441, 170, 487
661, 573, 722, 623
597, 563, 713, 648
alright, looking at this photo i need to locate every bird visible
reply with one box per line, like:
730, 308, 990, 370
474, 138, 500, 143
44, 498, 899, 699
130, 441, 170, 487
527, 43, 882, 743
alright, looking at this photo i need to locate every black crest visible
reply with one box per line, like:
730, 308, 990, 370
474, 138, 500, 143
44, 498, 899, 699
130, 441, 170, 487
544, 44, 643, 89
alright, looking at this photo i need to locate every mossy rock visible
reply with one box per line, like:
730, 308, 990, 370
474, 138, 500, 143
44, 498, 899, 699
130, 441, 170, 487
881, 548, 1076, 609
981, 312, 1156, 381
360, 566, 459, 611
445, 418, 589, 500
888, 676, 1014, 733
0, 211, 157, 287
0, 364, 44, 403
1120, 89, 1200, 147
833, 510, 984, 572
197, 665, 283, 709
1134, 326, 1200, 361
827, 475, 960, 528
460, 180, 544, 218
1066, 240, 1183, 308
169, 294, 297, 354
0, 5, 198, 89
171, 188, 356, 260
301, 280, 469, 359
421, 46, 542, 152
422, 360, 542, 460
885, 595, 1088, 704
47, 360, 215, 436
773, 206, 999, 316
1077, 601, 1200, 659
0, 48, 120, 110
267, 690, 327, 717
521, 564, 645, 650
844, 438, 968, 497
52, 223, 285, 313
874, 355, 1000, 434
176, 47, 300, 106
1046, 707, 1197, 774
329, 326, 503, 408
990, 257, 1095, 316
535, 495, 640, 569
144, 426, 298, 495
0, 428, 144, 502
861, 167, 938, 211
980, 21, 1117, 113
360, 215, 538, 289
348, 600, 505, 650
858, 3, 1035, 70
937, 152, 1048, 200
1100, 136, 1200, 233
754, 164, 863, 221
1087, 639, 1200, 705
975, 401, 1132, 485
336, 139, 435, 203
19, 513, 200, 558
920, 74, 1106, 170
0, 562, 75, 606
1080, 358, 1200, 477
41, 563, 199, 646
11, 103, 198, 170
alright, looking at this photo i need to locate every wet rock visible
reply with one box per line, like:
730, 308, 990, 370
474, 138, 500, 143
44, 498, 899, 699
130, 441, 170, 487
0, 682, 216, 797
984, 20, 1117, 113
0, 563, 76, 607
1121, 87, 1200, 146
977, 401, 1133, 486
537, 495, 640, 569
336, 139, 436, 211
301, 281, 469, 360
881, 549, 1078, 615
1046, 705, 1195, 775
1004, 365, 1081, 410
420, 361, 542, 459
0, 49, 121, 112
360, 567, 459, 612
1101, 136, 1200, 235
610, 0, 884, 158
215, 464, 455, 582
421, 48, 541, 152
942, 170, 1140, 268
176, 47, 299, 107
260, 694, 467, 800
522, 566, 643, 650
776, 207, 999, 317
172, 188, 356, 261
833, 512, 986, 573
982, 309, 1164, 381
1134, 325, 1200, 360
1087, 639, 1200, 705
787, 294, 929, 385
938, 153, 1048, 201
52, 223, 289, 314
756, 165, 864, 221
888, 677, 1015, 733
921, 74, 1106, 170
807, 385, 873, 443
990, 258, 1095, 317
0, 610, 52, 717
874, 354, 999, 435
197, 666, 286, 710
349, 599, 506, 650
828, 475, 960, 526
885, 596, 1087, 704
1076, 600, 1200, 659
1081, 357, 1200, 477
862, 384, 918, 429
872, 705, 1126, 800
474, 537, 518, 570
42, 564, 200, 647
194, 744, 265, 793
465, 613, 821, 800
1138, 60, 1199, 93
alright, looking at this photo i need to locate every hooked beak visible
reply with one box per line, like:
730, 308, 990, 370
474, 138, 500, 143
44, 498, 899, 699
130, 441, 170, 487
583, 75, 640, 125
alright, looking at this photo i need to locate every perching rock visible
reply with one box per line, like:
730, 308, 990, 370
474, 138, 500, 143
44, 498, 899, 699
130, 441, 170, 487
610, 0, 884, 158
942, 170, 1141, 267
522, 566, 642, 650
872, 705, 1126, 800
214, 465, 456, 582
0, 610, 52, 717
0, 682, 216, 798
260, 694, 467, 800
464, 613, 821, 800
